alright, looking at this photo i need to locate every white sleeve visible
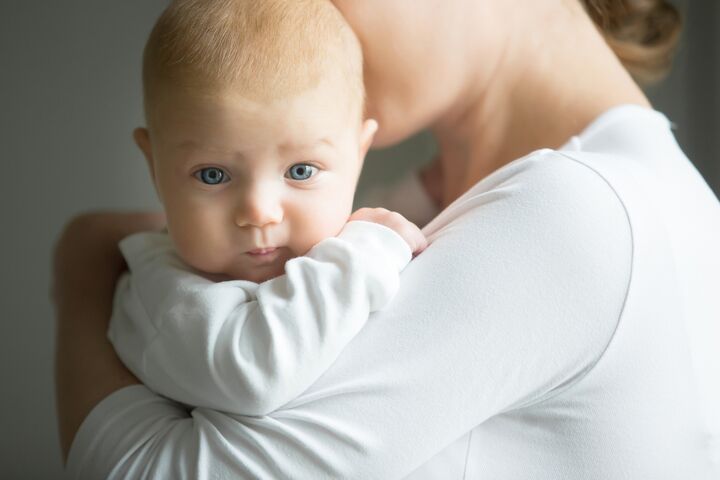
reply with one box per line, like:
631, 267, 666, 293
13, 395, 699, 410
70, 153, 632, 479
107, 220, 411, 416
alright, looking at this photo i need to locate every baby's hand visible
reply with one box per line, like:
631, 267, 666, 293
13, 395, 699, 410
349, 208, 428, 256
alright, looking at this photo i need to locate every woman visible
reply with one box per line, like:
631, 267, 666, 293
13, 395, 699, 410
54, 0, 720, 478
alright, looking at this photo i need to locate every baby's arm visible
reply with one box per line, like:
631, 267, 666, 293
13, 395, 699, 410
108, 215, 422, 416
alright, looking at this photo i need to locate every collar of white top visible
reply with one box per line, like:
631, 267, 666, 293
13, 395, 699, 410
560, 104, 673, 153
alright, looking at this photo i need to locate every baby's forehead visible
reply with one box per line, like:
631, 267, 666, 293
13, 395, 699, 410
150, 89, 363, 161
154, 80, 362, 131
176, 69, 359, 108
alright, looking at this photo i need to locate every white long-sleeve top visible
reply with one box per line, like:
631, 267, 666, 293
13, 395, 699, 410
67, 105, 720, 479
107, 221, 412, 416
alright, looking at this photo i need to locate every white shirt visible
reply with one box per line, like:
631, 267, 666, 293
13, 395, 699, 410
107, 221, 412, 416
66, 105, 720, 479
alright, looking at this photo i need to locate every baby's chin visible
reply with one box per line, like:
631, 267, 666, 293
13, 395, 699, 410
201, 256, 291, 283
182, 248, 295, 284
195, 266, 285, 284
237, 268, 286, 284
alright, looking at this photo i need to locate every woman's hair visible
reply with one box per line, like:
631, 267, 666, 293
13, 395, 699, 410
580, 0, 682, 84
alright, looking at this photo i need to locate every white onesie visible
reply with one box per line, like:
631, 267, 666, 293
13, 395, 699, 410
108, 220, 411, 416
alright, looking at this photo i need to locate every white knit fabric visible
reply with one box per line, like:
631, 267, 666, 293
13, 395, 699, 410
67, 105, 720, 479
107, 221, 411, 416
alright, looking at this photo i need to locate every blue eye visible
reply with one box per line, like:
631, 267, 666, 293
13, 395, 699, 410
195, 167, 228, 185
286, 164, 317, 181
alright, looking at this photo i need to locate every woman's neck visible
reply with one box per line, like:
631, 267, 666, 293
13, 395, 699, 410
430, 1, 650, 207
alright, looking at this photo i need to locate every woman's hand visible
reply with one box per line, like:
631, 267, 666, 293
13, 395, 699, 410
52, 211, 165, 462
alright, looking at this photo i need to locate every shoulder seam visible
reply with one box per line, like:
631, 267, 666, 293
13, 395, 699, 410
515, 150, 636, 409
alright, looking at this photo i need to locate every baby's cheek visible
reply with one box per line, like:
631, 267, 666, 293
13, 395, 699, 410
170, 227, 204, 269
303, 205, 353, 251
168, 215, 222, 272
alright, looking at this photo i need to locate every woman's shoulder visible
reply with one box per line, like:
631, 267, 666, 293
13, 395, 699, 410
481, 147, 633, 199
424, 146, 634, 290
426, 148, 634, 243
414, 149, 635, 408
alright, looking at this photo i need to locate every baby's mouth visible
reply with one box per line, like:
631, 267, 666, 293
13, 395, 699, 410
246, 247, 278, 256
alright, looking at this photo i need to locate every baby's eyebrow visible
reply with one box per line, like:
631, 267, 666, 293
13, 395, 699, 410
175, 140, 214, 151
174, 140, 204, 151
278, 137, 336, 152
175, 138, 335, 153
174, 140, 235, 156
172, 138, 337, 169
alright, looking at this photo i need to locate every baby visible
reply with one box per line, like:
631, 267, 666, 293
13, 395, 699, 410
108, 0, 427, 415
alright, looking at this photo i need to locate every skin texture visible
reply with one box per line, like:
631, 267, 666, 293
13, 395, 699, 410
331, 0, 650, 205
53, 0, 651, 462
135, 83, 377, 283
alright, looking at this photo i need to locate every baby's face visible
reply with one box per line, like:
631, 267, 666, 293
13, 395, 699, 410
139, 85, 376, 283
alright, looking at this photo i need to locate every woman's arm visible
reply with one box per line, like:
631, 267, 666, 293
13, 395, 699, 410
52, 212, 165, 462
108, 221, 411, 416
58, 154, 633, 478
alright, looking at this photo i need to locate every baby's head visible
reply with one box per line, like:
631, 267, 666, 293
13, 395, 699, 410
134, 0, 377, 283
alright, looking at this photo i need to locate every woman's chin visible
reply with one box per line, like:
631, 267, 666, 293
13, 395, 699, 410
369, 110, 429, 149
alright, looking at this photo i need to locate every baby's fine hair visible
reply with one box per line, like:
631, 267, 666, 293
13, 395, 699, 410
141, 0, 364, 123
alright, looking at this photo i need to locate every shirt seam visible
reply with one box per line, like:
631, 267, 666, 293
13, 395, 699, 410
512, 151, 636, 409
461, 430, 474, 480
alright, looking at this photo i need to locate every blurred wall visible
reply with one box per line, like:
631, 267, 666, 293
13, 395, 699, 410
0, 3, 166, 478
0, 1, 716, 478
639, 0, 719, 196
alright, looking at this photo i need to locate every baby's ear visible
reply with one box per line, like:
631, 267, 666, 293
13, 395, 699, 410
133, 127, 153, 170
359, 119, 379, 159
133, 127, 158, 185
133, 127, 164, 204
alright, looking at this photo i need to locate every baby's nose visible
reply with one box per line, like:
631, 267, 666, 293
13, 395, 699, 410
234, 186, 284, 228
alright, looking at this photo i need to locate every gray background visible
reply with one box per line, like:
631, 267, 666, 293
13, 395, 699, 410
0, 1, 716, 478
